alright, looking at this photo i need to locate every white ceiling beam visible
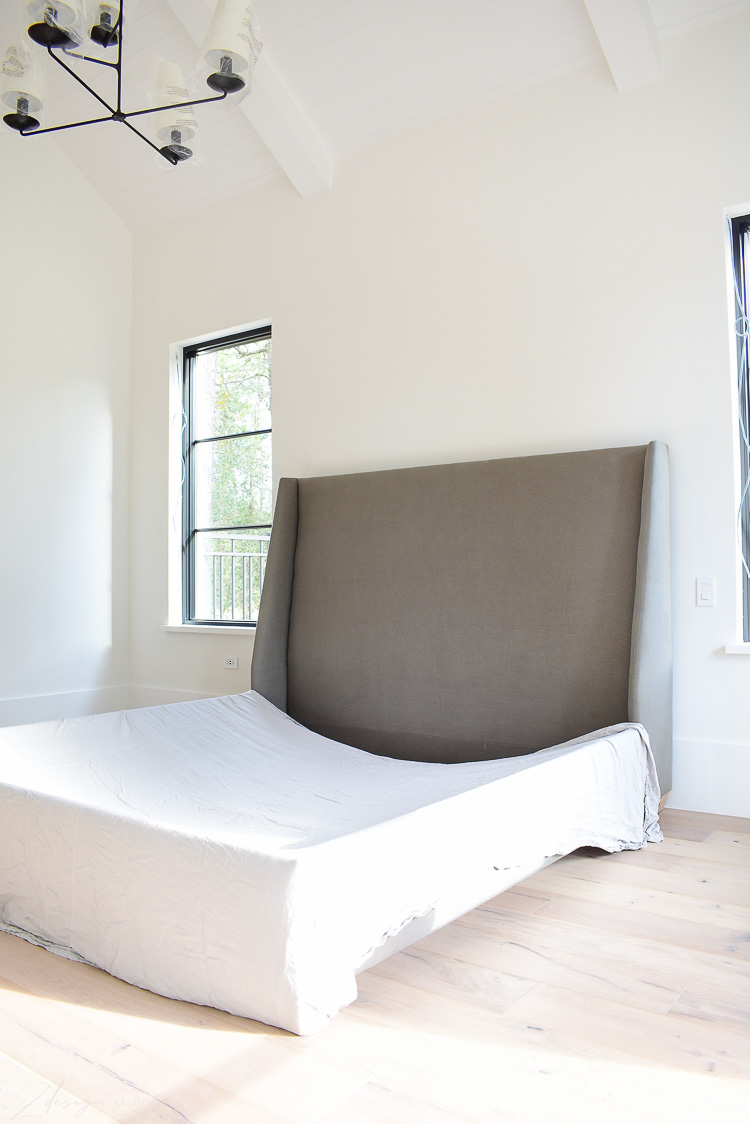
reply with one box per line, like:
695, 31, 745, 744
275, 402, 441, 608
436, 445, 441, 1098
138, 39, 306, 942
244, 53, 332, 199
583, 0, 662, 92
163, 0, 332, 197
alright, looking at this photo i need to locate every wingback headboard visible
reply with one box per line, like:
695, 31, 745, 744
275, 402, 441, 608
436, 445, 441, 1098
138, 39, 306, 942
251, 443, 672, 794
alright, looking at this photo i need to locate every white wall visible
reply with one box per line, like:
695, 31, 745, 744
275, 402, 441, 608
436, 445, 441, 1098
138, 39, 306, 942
130, 14, 750, 814
0, 130, 132, 725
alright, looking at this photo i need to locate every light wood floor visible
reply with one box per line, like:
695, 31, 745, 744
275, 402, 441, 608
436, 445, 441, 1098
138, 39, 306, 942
0, 807, 748, 1124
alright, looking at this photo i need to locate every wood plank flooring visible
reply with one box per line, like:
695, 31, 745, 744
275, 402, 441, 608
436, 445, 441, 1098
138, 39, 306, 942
0, 807, 747, 1123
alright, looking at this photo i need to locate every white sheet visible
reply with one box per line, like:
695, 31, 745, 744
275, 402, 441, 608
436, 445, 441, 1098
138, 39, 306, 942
0, 691, 661, 1033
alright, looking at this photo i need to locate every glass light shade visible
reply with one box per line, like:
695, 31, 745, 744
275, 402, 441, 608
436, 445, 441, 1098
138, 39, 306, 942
154, 59, 197, 144
203, 0, 261, 76
1, 43, 43, 114
27, 1, 83, 29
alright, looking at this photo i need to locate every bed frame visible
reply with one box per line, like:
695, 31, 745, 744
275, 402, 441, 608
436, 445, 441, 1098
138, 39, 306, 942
0, 443, 670, 1035
252, 442, 672, 797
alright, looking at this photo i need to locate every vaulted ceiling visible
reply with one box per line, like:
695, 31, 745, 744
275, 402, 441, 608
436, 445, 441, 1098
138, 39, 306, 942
1, 0, 747, 229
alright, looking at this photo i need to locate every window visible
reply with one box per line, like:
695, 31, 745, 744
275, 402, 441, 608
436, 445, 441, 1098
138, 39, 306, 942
182, 326, 272, 625
729, 217, 750, 641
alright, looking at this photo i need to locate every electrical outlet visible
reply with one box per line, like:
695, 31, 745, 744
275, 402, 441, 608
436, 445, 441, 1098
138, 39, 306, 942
224, 655, 239, 670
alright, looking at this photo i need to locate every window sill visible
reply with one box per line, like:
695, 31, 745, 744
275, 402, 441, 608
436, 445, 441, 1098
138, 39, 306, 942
161, 624, 257, 636
724, 643, 750, 655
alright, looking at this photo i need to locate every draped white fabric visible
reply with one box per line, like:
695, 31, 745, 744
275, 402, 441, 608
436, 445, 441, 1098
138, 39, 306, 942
0, 692, 661, 1034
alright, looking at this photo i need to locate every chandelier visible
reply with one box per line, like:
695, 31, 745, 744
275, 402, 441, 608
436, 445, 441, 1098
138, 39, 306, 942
0, 2, 261, 164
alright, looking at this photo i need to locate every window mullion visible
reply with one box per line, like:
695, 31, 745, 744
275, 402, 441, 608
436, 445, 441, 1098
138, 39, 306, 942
193, 427, 272, 446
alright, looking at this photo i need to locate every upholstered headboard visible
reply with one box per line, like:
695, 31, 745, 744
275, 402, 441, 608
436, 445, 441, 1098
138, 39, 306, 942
251, 443, 672, 794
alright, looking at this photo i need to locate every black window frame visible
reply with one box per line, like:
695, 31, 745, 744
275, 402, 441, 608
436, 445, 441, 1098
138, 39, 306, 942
182, 324, 272, 627
729, 217, 750, 641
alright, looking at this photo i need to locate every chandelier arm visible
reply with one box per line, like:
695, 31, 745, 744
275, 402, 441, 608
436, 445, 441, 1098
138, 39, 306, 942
119, 115, 180, 163
60, 53, 119, 70
123, 89, 229, 122
46, 46, 116, 116
18, 114, 114, 137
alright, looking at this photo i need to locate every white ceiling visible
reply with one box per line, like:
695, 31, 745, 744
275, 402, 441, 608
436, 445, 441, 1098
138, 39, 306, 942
1, 0, 748, 230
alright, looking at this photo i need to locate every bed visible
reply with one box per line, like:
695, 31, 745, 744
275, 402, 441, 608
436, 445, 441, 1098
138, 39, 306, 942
0, 442, 671, 1035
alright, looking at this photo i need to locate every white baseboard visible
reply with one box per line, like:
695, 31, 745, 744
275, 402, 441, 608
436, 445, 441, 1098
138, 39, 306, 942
670, 738, 750, 818
0, 685, 130, 728
0, 685, 220, 726
128, 685, 217, 709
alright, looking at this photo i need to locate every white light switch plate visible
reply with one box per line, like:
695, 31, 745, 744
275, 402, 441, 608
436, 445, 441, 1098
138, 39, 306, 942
696, 577, 716, 607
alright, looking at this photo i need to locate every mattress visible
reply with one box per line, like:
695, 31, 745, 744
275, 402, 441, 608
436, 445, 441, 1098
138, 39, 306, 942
0, 691, 661, 1034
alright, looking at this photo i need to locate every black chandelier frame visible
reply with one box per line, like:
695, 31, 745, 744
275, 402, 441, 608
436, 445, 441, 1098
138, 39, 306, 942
5, 2, 245, 164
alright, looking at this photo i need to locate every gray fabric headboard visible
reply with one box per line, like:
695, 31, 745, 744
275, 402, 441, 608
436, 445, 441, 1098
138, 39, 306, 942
251, 443, 672, 794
